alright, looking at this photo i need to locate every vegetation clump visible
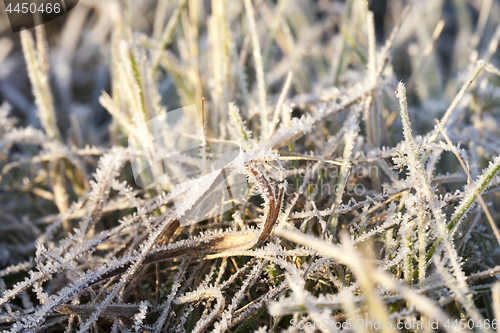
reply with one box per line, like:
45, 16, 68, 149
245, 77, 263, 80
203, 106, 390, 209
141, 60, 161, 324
1, 0, 500, 331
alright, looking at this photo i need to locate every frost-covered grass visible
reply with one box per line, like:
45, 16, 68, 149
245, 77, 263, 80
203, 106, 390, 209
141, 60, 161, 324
1, 0, 500, 332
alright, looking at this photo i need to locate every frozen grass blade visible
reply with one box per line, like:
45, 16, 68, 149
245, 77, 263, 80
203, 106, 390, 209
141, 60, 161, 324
396, 82, 433, 197
243, 0, 268, 139
425, 60, 485, 150
151, 0, 189, 74
407, 19, 445, 93
397, 82, 470, 298
3, 1, 500, 331
270, 71, 292, 136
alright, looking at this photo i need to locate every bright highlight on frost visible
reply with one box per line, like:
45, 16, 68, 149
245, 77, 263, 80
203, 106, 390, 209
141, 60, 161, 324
128, 105, 248, 225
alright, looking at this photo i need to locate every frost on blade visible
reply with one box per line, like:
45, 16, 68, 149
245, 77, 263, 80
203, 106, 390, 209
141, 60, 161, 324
133, 301, 150, 332
128, 105, 203, 191
171, 145, 248, 226
128, 105, 250, 225
449, 154, 500, 233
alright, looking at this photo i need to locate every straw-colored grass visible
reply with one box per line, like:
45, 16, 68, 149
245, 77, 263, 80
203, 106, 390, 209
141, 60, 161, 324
1, 0, 500, 332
